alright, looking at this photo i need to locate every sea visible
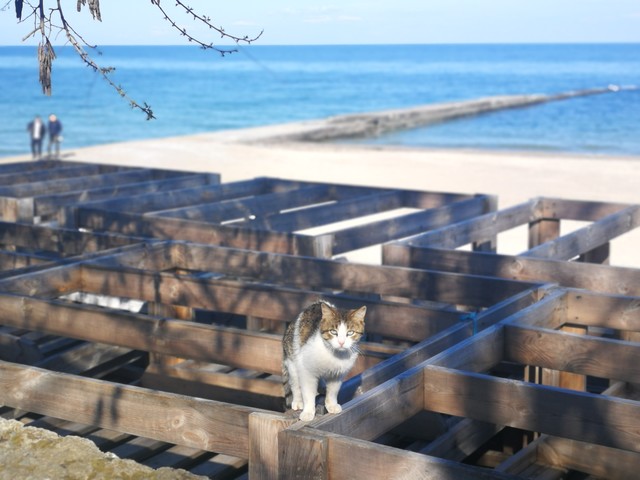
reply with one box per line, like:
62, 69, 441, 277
1, 43, 640, 158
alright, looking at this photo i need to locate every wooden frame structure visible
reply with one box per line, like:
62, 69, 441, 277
384, 197, 640, 295
0, 160, 638, 477
279, 288, 640, 479
0, 240, 542, 477
69, 176, 495, 258
0, 160, 220, 223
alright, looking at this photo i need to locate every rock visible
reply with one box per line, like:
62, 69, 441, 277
0, 418, 205, 479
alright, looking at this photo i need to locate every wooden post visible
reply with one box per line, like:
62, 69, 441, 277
528, 218, 560, 249
248, 412, 297, 480
278, 427, 328, 479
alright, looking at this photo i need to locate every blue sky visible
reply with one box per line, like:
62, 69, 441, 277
1, 1, 639, 46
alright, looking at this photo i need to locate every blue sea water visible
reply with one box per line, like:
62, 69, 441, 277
1, 43, 639, 158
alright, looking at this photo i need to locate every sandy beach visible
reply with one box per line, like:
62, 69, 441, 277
3, 120, 640, 267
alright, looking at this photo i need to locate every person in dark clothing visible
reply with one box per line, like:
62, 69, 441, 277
27, 115, 46, 159
47, 114, 63, 159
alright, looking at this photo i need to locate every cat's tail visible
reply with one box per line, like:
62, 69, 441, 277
282, 361, 293, 410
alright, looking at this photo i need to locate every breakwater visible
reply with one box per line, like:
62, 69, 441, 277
260, 85, 632, 143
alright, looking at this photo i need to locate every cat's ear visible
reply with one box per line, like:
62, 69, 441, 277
350, 306, 367, 323
320, 301, 337, 319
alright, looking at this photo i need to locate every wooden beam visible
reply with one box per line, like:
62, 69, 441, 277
539, 197, 634, 221
404, 200, 538, 249
312, 367, 424, 441
0, 359, 263, 458
382, 246, 640, 296
331, 196, 489, 255
78, 177, 294, 214
339, 286, 542, 402
537, 435, 640, 479
419, 419, 503, 461
79, 265, 462, 342
35, 174, 217, 219
76, 206, 325, 255
0, 164, 112, 191
278, 427, 520, 480
423, 365, 640, 453
170, 244, 537, 308
564, 290, 640, 330
504, 324, 640, 383
256, 190, 403, 231
152, 184, 365, 222
0, 294, 283, 373
523, 205, 640, 260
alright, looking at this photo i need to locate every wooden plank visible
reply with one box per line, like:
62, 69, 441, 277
141, 366, 283, 411
400, 190, 478, 209
0, 294, 284, 373
404, 200, 538, 249
248, 412, 297, 480
0, 164, 113, 190
0, 221, 138, 256
504, 324, 640, 383
339, 323, 472, 402
256, 190, 404, 231
565, 290, 640, 330
423, 365, 640, 453
35, 174, 217, 219
0, 168, 158, 198
75, 206, 324, 255
78, 177, 293, 214
419, 419, 503, 461
0, 264, 83, 297
0, 159, 64, 175
0, 360, 262, 458
171, 243, 537, 308
537, 435, 640, 479
331, 196, 489, 255
539, 197, 634, 221
312, 367, 424, 441
79, 265, 462, 341
0, 251, 50, 270
383, 246, 640, 296
152, 184, 363, 222
324, 431, 521, 480
523, 204, 640, 260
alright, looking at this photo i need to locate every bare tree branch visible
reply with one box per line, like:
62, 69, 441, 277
11, 1, 260, 119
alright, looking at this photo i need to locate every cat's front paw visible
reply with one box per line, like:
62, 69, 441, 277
291, 399, 304, 411
299, 409, 315, 422
325, 403, 342, 414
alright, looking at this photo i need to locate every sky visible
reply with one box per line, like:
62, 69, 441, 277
1, 0, 639, 46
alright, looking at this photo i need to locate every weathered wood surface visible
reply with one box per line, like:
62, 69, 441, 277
70, 177, 491, 257
523, 204, 640, 260
164, 242, 536, 308
0, 359, 263, 458
0, 163, 118, 189
383, 245, 640, 295
278, 427, 520, 480
37, 174, 218, 219
504, 323, 640, 382
423, 364, 640, 453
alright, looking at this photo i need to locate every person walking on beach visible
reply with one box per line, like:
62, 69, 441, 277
27, 115, 46, 159
47, 113, 63, 159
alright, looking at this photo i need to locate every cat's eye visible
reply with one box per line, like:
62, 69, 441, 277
330, 329, 338, 335
347, 330, 355, 336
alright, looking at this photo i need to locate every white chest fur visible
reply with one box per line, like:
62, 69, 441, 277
296, 331, 356, 380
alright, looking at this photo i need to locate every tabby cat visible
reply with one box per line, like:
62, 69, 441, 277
282, 300, 366, 421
